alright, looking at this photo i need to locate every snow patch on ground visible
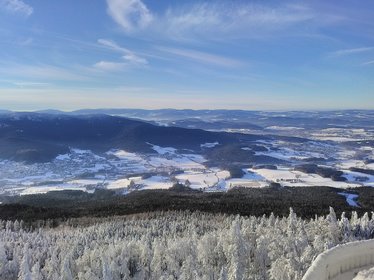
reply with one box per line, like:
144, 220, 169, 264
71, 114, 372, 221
56, 154, 70, 160
225, 178, 267, 189
253, 144, 326, 161
200, 142, 219, 148
338, 192, 360, 207
242, 169, 265, 180
107, 150, 144, 161
140, 176, 174, 190
69, 179, 104, 186
265, 126, 304, 130
71, 148, 91, 154
337, 160, 366, 170
106, 177, 141, 190
149, 144, 177, 155
343, 170, 374, 184
20, 185, 87, 196
107, 176, 173, 190
176, 170, 230, 189
252, 168, 361, 188
148, 156, 205, 170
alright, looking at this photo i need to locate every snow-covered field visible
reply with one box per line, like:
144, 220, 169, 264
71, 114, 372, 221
311, 128, 373, 142
176, 169, 230, 189
252, 168, 361, 188
0, 144, 229, 195
342, 170, 374, 187
0, 137, 373, 196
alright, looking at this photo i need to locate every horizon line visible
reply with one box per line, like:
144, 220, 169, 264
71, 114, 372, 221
1, 107, 374, 113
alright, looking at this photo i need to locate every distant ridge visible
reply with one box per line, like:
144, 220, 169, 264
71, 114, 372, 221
0, 113, 237, 163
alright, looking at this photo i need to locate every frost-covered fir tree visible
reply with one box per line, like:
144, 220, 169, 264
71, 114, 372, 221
0, 242, 8, 279
18, 244, 31, 280
31, 262, 42, 280
0, 209, 373, 280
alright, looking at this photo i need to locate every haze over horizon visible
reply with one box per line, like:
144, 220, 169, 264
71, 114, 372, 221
0, 0, 373, 110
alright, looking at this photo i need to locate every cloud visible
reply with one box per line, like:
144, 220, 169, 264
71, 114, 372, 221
98, 38, 128, 53
0, 0, 33, 17
0, 63, 85, 81
105, 0, 329, 40
106, 0, 153, 33
93, 61, 126, 71
0, 62, 88, 83
122, 53, 147, 65
12, 81, 50, 87
157, 46, 243, 68
98, 39, 148, 65
331, 47, 374, 57
163, 3, 315, 36
361, 60, 374, 66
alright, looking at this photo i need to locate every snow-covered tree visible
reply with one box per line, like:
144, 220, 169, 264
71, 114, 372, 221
31, 262, 42, 280
0, 242, 8, 279
327, 206, 340, 246
18, 244, 31, 280
60, 255, 73, 280
0, 209, 372, 280
101, 255, 113, 280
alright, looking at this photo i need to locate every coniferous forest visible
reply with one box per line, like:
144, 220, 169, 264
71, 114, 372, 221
1, 208, 373, 280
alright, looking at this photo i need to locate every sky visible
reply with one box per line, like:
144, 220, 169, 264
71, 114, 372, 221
0, 0, 373, 111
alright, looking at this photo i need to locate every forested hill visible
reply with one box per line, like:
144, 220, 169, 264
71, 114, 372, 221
0, 113, 239, 163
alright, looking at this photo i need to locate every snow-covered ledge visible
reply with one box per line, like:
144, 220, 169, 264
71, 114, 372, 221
302, 239, 374, 280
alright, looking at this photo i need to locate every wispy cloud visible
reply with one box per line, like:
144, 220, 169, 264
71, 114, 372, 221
93, 61, 126, 72
157, 46, 243, 68
98, 39, 148, 66
106, 0, 153, 33
331, 47, 374, 57
105, 0, 338, 41
98, 38, 129, 53
162, 3, 316, 37
0, 0, 33, 17
12, 81, 50, 87
0, 63, 86, 81
361, 60, 374, 66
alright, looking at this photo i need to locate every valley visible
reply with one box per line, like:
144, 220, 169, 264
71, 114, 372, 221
0, 110, 373, 204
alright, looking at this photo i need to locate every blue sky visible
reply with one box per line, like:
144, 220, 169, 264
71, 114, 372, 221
0, 0, 373, 110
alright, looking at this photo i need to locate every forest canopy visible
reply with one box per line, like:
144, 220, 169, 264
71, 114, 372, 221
1, 208, 373, 280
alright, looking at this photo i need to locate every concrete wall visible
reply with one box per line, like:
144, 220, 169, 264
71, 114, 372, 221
302, 239, 374, 280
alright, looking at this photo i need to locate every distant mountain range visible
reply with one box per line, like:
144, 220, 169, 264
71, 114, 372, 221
0, 109, 372, 164
0, 112, 314, 164
2, 108, 372, 129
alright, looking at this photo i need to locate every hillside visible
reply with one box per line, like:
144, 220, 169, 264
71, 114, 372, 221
0, 113, 236, 163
